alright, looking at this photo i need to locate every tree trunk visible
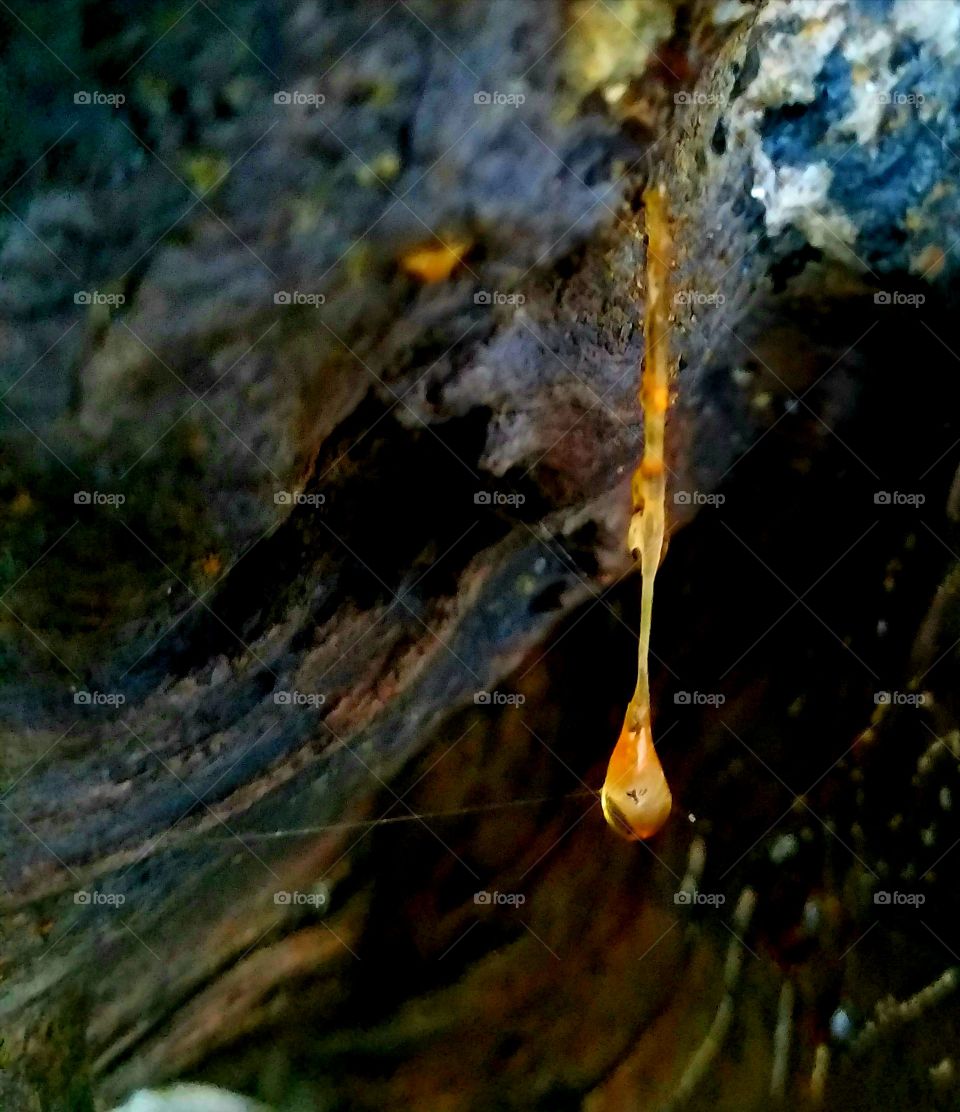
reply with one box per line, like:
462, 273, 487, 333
4, 2, 960, 1110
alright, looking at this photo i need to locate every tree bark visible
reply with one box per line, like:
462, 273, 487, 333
4, 2, 960, 1110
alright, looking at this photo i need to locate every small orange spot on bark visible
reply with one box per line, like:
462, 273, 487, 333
201, 552, 223, 577
400, 237, 472, 283
914, 243, 946, 279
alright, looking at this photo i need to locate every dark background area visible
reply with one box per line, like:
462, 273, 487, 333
3, 2, 960, 1110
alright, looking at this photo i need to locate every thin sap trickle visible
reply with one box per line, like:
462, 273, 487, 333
601, 183, 673, 841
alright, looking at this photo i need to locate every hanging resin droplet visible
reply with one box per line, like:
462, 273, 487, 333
601, 706, 673, 840
602, 182, 674, 841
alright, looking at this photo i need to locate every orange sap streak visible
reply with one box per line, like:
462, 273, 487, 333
602, 183, 673, 841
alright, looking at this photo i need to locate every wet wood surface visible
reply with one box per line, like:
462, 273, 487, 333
3, 3, 960, 1109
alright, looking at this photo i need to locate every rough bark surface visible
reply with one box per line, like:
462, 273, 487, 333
4, 2, 960, 1110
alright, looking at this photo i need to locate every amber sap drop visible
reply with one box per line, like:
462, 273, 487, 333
601, 714, 672, 841
603, 182, 674, 843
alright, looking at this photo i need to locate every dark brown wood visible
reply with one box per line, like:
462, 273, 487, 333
5, 3, 960, 1110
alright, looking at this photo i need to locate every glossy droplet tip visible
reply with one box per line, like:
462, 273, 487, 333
601, 720, 673, 841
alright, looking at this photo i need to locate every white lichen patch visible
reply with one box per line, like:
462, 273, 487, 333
751, 158, 861, 261
894, 0, 960, 60
833, 26, 896, 144
723, 0, 874, 264
752, 0, 847, 107
714, 0, 754, 25
110, 1084, 272, 1112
